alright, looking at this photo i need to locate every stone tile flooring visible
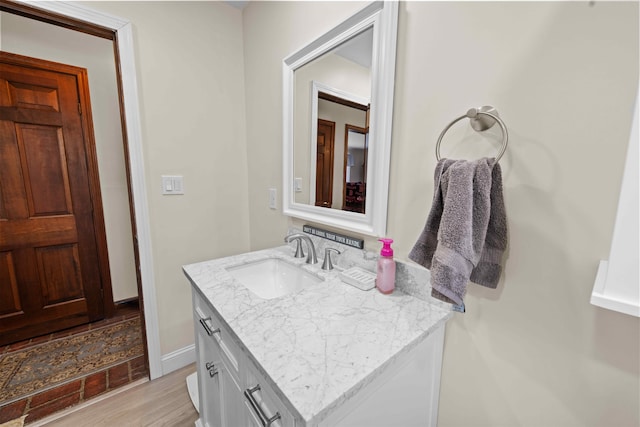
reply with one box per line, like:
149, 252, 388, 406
0, 302, 147, 425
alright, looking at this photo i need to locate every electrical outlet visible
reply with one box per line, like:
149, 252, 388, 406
268, 188, 277, 209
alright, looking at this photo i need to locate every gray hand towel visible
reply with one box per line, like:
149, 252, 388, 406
409, 158, 507, 306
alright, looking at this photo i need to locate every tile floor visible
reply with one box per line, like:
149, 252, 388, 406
0, 302, 147, 425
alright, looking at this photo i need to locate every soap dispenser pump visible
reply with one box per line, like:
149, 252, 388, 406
376, 238, 396, 294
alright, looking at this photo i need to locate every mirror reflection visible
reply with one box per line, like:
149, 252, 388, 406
343, 124, 368, 213
293, 27, 373, 213
283, 1, 398, 236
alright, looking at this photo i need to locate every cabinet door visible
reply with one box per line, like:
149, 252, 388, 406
219, 365, 247, 427
320, 324, 446, 427
195, 316, 223, 426
244, 400, 265, 427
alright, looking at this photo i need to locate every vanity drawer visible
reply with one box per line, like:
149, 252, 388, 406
193, 293, 242, 378
244, 361, 294, 427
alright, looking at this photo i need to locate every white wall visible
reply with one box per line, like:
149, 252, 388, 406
77, 1, 251, 356
243, 1, 369, 250
243, 2, 639, 426
1, 12, 138, 302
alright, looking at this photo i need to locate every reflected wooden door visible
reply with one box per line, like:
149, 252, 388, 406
315, 119, 335, 208
0, 52, 111, 345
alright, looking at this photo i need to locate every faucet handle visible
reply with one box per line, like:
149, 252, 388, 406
322, 248, 341, 271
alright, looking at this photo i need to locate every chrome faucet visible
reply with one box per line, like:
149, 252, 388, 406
284, 233, 318, 264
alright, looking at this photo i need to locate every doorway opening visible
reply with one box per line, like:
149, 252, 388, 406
0, 1, 156, 422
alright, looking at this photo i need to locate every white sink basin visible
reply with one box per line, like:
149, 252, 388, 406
226, 258, 322, 300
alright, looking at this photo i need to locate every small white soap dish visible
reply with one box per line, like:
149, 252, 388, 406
339, 266, 376, 291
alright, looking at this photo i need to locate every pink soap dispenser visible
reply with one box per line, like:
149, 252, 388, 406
376, 238, 396, 294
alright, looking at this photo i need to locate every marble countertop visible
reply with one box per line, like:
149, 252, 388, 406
183, 245, 451, 425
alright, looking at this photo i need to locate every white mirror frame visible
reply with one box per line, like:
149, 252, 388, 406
283, 1, 398, 237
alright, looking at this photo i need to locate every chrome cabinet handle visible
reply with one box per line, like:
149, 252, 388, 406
205, 361, 218, 378
244, 384, 281, 427
199, 317, 220, 337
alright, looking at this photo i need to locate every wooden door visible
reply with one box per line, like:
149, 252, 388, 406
0, 52, 111, 345
315, 119, 335, 208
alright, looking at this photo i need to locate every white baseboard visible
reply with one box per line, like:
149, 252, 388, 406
161, 344, 196, 375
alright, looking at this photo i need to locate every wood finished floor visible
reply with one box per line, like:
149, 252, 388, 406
1, 303, 146, 425
36, 364, 198, 427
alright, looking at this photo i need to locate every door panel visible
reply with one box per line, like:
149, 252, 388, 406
6, 73, 60, 111
18, 125, 73, 216
36, 244, 84, 305
0, 52, 109, 345
0, 251, 20, 316
315, 119, 335, 208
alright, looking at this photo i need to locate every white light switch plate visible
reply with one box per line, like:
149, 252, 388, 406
162, 175, 184, 195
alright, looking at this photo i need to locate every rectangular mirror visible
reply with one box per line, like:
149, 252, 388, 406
283, 1, 398, 236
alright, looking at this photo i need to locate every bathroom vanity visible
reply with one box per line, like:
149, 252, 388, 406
183, 245, 451, 427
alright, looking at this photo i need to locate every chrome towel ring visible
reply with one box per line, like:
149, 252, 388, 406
435, 106, 509, 163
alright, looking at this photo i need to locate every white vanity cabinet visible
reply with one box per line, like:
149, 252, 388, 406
318, 324, 446, 427
185, 250, 451, 427
192, 288, 447, 427
193, 306, 222, 427
219, 363, 245, 427
244, 360, 295, 427
193, 291, 295, 427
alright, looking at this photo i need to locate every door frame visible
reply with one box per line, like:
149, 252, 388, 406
0, 0, 162, 379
